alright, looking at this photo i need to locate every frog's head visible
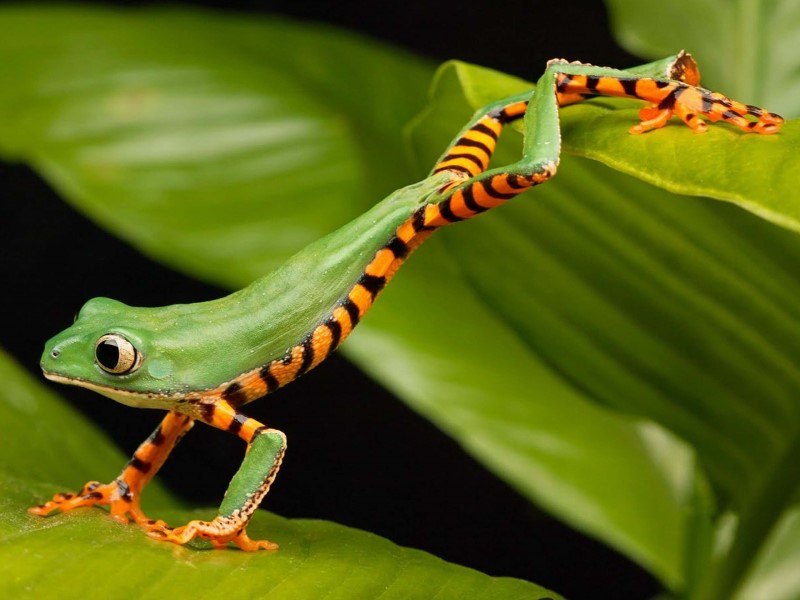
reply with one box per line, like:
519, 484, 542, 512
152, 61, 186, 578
40, 297, 178, 409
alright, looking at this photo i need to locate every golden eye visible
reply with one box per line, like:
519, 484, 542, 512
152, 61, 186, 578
95, 334, 141, 375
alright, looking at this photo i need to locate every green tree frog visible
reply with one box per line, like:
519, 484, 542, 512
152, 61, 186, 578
31, 52, 783, 550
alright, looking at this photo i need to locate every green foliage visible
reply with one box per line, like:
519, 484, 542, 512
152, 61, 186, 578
0, 4, 433, 286
2, 3, 799, 599
0, 352, 552, 599
386, 60, 800, 598
606, 0, 800, 114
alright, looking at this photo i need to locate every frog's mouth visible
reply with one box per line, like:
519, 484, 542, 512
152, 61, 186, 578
41, 370, 71, 384
41, 369, 175, 410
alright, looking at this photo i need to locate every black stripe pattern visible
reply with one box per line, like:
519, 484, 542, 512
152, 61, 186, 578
259, 365, 280, 394
222, 382, 248, 408
227, 412, 249, 436
129, 455, 151, 474
297, 337, 315, 377
359, 273, 387, 300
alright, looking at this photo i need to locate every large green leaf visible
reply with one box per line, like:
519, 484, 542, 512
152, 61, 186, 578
0, 350, 557, 599
3, 4, 800, 599
733, 506, 800, 600
345, 236, 707, 592
0, 5, 708, 589
402, 61, 800, 599
605, 0, 800, 115
0, 4, 434, 287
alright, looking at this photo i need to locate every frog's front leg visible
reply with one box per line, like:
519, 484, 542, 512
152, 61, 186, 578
147, 399, 286, 551
30, 411, 193, 526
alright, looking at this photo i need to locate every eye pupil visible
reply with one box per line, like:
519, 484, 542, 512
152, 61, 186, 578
96, 338, 121, 370
95, 334, 140, 375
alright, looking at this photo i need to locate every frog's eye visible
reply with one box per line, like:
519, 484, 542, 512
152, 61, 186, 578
95, 334, 141, 375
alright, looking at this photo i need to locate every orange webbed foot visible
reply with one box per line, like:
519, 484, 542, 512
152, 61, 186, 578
29, 479, 151, 525
628, 84, 783, 135
146, 516, 277, 551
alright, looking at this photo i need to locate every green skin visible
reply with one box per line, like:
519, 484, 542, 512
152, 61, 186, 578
37, 54, 728, 545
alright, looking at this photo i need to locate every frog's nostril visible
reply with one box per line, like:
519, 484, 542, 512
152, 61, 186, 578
50, 349, 60, 359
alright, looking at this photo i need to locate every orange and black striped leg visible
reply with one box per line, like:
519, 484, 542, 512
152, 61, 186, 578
553, 51, 703, 109
30, 411, 194, 527
422, 166, 555, 229
419, 94, 554, 227
432, 96, 530, 183
552, 59, 783, 134
425, 94, 566, 228
147, 400, 286, 551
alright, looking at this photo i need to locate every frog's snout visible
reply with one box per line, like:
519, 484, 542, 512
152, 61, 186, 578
40, 341, 63, 374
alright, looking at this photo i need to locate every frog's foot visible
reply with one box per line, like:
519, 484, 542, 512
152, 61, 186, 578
631, 88, 784, 135
29, 479, 149, 525
147, 515, 278, 551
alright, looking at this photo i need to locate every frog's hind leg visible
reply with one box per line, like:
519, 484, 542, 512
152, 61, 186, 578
418, 93, 554, 229
552, 57, 783, 134
431, 95, 530, 184
420, 86, 563, 230
30, 411, 194, 527
420, 53, 785, 232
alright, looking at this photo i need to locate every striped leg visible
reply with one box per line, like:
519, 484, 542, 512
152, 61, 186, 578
424, 54, 710, 220
421, 97, 556, 228
420, 92, 552, 227
30, 411, 194, 525
553, 50, 703, 109
552, 56, 783, 134
148, 400, 286, 550
419, 52, 783, 230
432, 96, 530, 181
429, 54, 709, 187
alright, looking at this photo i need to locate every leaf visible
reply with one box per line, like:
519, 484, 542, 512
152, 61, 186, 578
0, 4, 434, 287
3, 5, 800, 598
604, 0, 800, 116
0, 350, 557, 600
733, 506, 800, 600
3, 484, 555, 600
0, 351, 172, 512
344, 238, 709, 592
404, 61, 800, 599
0, 8, 562, 598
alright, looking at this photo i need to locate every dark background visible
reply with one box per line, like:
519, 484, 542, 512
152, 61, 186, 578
2, 1, 660, 598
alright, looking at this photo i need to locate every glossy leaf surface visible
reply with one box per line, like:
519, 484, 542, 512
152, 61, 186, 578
0, 350, 557, 600
403, 60, 800, 600
0, 5, 433, 286
605, 0, 800, 115
2, 5, 800, 599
